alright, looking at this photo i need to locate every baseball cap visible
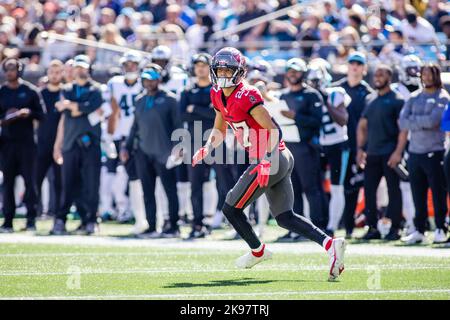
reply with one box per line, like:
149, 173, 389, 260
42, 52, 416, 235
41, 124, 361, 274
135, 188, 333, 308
73, 55, 91, 69
141, 67, 161, 80
286, 58, 307, 72
347, 51, 366, 65
192, 53, 212, 66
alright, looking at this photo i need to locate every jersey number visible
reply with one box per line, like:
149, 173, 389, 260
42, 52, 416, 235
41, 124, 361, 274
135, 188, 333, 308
321, 112, 337, 136
119, 94, 138, 117
229, 121, 252, 148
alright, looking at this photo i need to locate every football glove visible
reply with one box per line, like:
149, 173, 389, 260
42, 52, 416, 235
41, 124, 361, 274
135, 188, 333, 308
192, 145, 211, 167
249, 159, 271, 188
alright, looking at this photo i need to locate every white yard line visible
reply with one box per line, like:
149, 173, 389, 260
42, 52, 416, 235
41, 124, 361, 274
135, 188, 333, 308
0, 265, 449, 276
1, 289, 449, 300
1, 234, 449, 258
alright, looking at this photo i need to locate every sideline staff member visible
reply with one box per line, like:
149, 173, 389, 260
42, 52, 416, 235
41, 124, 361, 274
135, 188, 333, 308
50, 55, 103, 235
0, 58, 45, 233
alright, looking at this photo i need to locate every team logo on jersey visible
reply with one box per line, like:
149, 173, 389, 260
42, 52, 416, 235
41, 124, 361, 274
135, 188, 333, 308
249, 95, 257, 103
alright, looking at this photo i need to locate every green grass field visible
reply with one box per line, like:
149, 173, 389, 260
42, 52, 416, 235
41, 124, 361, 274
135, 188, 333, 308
0, 218, 449, 300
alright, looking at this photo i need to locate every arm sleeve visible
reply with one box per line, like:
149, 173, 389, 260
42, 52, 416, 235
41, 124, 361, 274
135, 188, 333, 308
179, 90, 192, 122
170, 96, 182, 131
441, 102, 450, 131
412, 103, 445, 130
30, 88, 46, 121
294, 92, 323, 128
399, 98, 422, 131
78, 87, 103, 114
126, 118, 138, 152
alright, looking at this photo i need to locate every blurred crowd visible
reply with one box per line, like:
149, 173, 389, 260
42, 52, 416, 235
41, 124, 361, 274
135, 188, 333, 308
0, 0, 448, 74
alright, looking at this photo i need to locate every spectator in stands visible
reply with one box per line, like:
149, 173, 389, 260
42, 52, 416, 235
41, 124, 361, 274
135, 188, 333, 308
268, 10, 300, 42
185, 11, 214, 53
363, 16, 387, 57
312, 23, 339, 60
348, 9, 367, 37
41, 1, 59, 31
94, 23, 126, 68
440, 16, 450, 63
379, 7, 402, 39
40, 18, 77, 68
401, 9, 438, 44
138, 0, 167, 24
425, 0, 449, 32
378, 27, 409, 65
160, 4, 188, 32
391, 0, 410, 21
334, 26, 361, 67
118, 8, 136, 42
237, 0, 269, 41
322, 0, 343, 31
99, 7, 117, 27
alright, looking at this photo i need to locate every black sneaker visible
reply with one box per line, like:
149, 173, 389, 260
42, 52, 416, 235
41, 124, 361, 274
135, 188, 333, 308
384, 229, 401, 241
49, 219, 67, 235
20, 221, 36, 232
186, 226, 207, 240
360, 228, 381, 241
161, 228, 180, 238
137, 229, 160, 239
0, 225, 14, 233
85, 223, 98, 235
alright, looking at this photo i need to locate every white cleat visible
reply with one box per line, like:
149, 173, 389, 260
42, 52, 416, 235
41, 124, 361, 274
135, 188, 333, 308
401, 231, 426, 245
327, 238, 346, 281
235, 247, 273, 269
433, 229, 448, 244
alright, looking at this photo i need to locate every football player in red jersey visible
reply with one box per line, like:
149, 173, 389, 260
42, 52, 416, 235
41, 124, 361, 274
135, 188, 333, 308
191, 47, 347, 281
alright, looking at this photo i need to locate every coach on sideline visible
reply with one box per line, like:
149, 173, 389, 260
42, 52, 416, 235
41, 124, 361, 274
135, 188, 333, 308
0, 58, 46, 233
121, 64, 181, 239
50, 55, 103, 236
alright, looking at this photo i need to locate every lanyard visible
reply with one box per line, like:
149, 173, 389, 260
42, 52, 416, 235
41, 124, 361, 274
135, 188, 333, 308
145, 95, 155, 110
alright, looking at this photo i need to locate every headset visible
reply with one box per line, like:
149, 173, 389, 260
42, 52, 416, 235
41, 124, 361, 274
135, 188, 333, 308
2, 58, 24, 78
190, 53, 212, 77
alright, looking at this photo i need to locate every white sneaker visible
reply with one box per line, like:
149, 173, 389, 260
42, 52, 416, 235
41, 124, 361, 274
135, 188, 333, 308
402, 222, 416, 237
132, 222, 149, 235
327, 238, 346, 281
401, 231, 425, 245
433, 229, 448, 244
210, 211, 223, 229
235, 247, 273, 269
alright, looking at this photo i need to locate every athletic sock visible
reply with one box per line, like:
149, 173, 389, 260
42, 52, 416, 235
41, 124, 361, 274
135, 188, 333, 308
251, 244, 265, 257
323, 237, 333, 251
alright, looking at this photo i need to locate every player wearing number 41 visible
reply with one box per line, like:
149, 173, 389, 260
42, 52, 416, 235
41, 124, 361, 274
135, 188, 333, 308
191, 47, 347, 281
104, 51, 147, 234
306, 58, 351, 238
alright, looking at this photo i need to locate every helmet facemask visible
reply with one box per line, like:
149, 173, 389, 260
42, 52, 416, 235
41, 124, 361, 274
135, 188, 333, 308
211, 66, 245, 88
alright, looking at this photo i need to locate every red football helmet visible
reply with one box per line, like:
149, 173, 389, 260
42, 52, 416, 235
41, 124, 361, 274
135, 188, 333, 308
210, 47, 247, 88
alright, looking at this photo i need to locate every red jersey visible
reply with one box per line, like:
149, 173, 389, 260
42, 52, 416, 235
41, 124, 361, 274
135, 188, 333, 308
211, 82, 285, 160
